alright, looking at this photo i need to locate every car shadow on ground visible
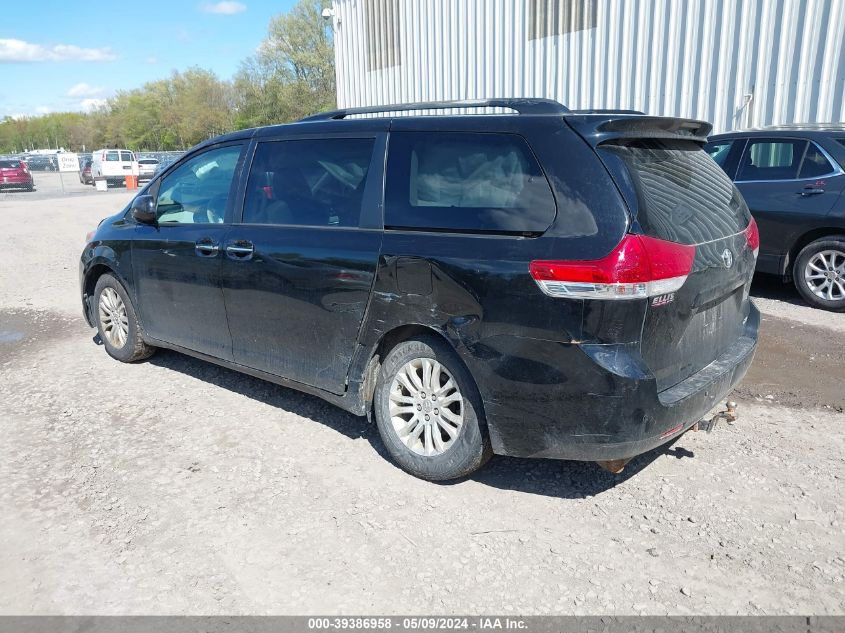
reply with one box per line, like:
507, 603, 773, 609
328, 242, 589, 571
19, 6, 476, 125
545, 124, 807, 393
465, 436, 692, 499
149, 348, 694, 500
750, 272, 804, 305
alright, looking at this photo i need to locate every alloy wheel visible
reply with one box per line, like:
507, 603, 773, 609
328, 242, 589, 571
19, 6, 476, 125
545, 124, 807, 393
388, 358, 464, 456
98, 287, 129, 348
804, 249, 845, 302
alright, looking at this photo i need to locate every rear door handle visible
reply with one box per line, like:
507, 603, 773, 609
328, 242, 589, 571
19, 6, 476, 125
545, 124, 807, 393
195, 239, 219, 257
226, 241, 254, 260
799, 186, 825, 196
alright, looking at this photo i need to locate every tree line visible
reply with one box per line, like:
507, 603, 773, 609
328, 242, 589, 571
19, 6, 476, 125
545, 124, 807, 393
0, 0, 335, 154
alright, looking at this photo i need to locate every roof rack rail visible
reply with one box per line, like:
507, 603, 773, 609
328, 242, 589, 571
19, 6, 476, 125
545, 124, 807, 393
569, 108, 645, 115
299, 98, 569, 121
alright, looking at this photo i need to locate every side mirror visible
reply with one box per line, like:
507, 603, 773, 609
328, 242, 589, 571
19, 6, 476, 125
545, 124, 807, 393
131, 195, 157, 224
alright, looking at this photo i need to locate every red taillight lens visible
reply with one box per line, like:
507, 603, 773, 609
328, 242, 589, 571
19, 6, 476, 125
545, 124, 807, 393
529, 234, 696, 300
744, 216, 760, 258
21, 162, 29, 172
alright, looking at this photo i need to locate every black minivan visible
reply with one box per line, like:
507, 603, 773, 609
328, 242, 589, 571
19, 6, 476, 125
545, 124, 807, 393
80, 99, 759, 481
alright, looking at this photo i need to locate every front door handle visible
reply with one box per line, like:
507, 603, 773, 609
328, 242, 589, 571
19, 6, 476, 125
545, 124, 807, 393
195, 239, 219, 257
226, 241, 254, 260
799, 186, 825, 196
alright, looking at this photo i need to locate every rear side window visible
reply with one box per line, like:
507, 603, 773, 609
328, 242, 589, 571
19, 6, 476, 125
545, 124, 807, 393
737, 139, 805, 181
603, 140, 749, 245
385, 132, 556, 233
242, 138, 375, 227
799, 143, 835, 178
106, 151, 119, 162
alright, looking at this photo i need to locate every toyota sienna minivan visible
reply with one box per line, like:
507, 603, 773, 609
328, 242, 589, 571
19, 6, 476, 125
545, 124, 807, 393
80, 99, 759, 481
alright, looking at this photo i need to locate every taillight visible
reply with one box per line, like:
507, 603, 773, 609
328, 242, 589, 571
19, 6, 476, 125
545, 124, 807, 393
744, 216, 760, 259
21, 162, 29, 172
529, 234, 696, 300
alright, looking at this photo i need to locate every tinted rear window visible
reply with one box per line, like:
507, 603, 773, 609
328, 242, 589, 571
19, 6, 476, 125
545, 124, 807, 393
738, 139, 805, 181
0, 160, 21, 168
385, 132, 556, 233
799, 143, 835, 178
602, 140, 749, 245
106, 151, 119, 161
120, 151, 134, 162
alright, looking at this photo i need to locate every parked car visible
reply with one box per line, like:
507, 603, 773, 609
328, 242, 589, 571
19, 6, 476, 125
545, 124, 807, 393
0, 158, 34, 191
80, 99, 760, 481
137, 158, 159, 181
706, 125, 845, 311
79, 158, 93, 185
91, 148, 139, 186
23, 155, 56, 172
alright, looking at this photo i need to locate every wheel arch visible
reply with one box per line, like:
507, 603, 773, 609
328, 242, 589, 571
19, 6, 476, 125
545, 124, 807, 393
359, 323, 475, 422
787, 228, 845, 278
82, 261, 132, 326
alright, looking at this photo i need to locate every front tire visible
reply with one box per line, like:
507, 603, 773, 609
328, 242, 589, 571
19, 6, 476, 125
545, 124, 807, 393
374, 335, 492, 481
93, 273, 155, 362
793, 236, 845, 312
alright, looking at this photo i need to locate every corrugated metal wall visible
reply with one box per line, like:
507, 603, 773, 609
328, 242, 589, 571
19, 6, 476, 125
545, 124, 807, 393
331, 0, 845, 133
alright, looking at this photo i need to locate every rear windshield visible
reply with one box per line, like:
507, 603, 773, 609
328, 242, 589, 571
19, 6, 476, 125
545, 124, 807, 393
602, 140, 749, 245
0, 160, 22, 168
106, 151, 119, 161
120, 151, 134, 162
139, 159, 158, 165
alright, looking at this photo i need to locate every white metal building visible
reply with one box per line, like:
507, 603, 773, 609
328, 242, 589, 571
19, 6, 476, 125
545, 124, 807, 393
329, 0, 845, 133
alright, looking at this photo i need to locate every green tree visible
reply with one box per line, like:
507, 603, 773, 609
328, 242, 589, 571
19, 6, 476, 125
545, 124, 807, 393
0, 0, 335, 154
234, 0, 336, 128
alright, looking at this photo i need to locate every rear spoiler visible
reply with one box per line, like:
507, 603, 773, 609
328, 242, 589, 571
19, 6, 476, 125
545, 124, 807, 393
565, 115, 712, 146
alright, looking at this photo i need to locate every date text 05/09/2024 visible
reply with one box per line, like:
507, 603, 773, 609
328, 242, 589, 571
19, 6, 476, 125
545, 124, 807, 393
307, 617, 528, 630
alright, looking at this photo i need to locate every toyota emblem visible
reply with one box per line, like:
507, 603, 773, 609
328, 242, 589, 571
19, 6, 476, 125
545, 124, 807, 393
721, 248, 734, 269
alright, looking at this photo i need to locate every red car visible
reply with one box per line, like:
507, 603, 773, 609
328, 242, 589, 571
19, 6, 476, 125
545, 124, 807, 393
0, 159, 35, 191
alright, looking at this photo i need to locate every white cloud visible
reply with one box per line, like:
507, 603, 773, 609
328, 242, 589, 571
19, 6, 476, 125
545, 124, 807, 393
0, 38, 116, 62
201, 1, 246, 15
146, 56, 158, 64
34, 106, 51, 114
67, 82, 105, 98
80, 98, 108, 112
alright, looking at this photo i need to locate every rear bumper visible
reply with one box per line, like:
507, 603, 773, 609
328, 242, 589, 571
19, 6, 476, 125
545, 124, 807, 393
471, 302, 760, 461
0, 174, 33, 187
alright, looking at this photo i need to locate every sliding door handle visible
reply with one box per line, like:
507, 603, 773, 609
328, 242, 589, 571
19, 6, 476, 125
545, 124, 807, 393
226, 241, 254, 260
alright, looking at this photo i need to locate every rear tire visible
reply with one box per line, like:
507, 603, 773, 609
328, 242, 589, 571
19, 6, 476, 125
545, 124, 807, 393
793, 236, 845, 312
93, 273, 155, 362
374, 335, 492, 481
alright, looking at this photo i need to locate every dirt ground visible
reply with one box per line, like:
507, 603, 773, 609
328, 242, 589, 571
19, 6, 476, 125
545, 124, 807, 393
0, 188, 843, 615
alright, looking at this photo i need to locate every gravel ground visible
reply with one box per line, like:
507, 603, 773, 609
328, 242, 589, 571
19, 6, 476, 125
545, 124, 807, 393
1, 191, 843, 615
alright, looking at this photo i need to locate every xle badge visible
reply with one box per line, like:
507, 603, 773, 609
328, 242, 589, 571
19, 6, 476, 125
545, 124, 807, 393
652, 293, 675, 307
